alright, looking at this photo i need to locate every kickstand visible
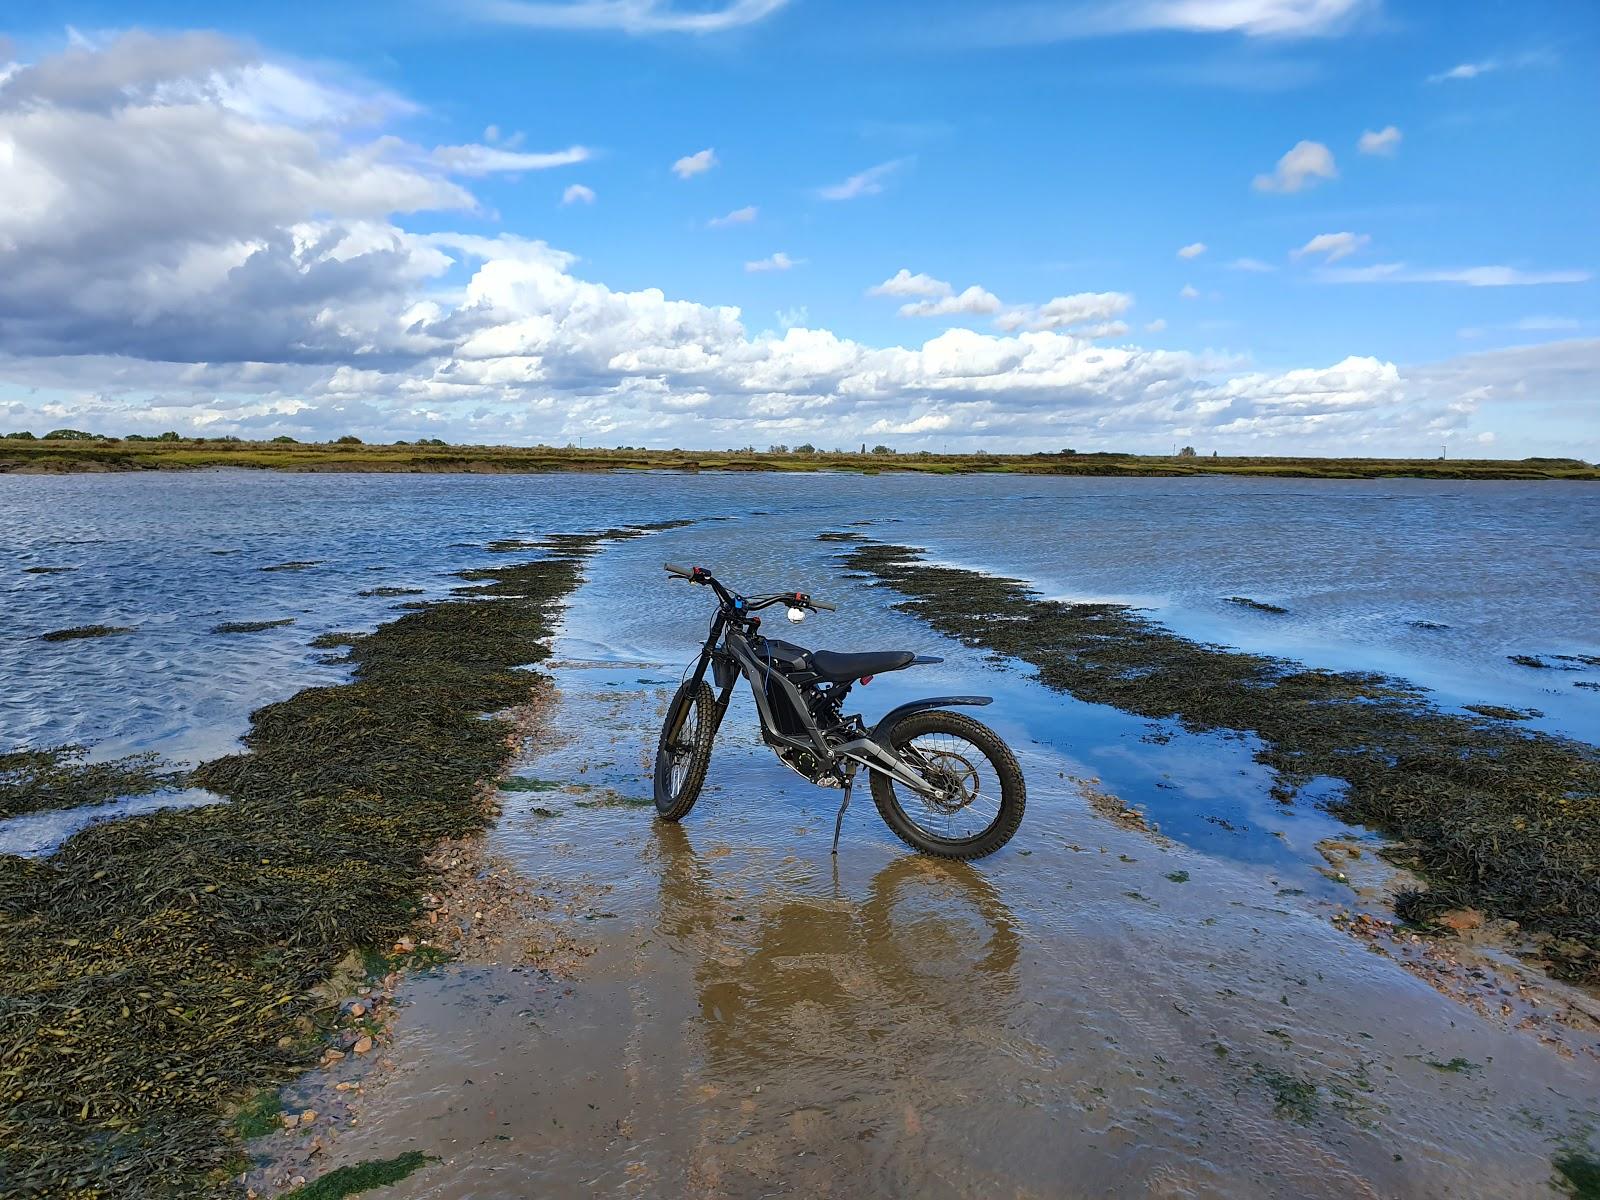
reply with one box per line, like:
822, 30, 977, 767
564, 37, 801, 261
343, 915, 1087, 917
831, 775, 853, 855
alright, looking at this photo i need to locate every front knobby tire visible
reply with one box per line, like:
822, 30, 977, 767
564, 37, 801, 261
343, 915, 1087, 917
869, 710, 1025, 860
654, 679, 716, 821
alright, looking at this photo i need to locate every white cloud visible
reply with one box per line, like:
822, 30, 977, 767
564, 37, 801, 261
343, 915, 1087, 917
998, 289, 1139, 331
1318, 263, 1592, 286
1228, 257, 1277, 272
960, 0, 1374, 43
775, 305, 808, 330
1178, 242, 1207, 259
1291, 231, 1370, 262
561, 183, 596, 205
1252, 140, 1337, 193
708, 204, 757, 227
1180, 284, 1200, 299
899, 286, 1003, 318
819, 158, 907, 200
431, 143, 589, 175
9, 28, 1589, 459
1513, 315, 1580, 332
672, 147, 717, 179
745, 250, 799, 272
868, 269, 952, 299
1145, 318, 1167, 332
1428, 60, 1494, 83
1357, 125, 1401, 156
475, 0, 789, 35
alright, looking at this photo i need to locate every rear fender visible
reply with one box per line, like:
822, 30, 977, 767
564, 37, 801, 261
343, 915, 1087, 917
870, 696, 992, 748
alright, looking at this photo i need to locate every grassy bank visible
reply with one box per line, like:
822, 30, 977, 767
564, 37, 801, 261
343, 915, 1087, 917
2, 436, 1596, 481
0, 529, 645, 1197
844, 542, 1600, 984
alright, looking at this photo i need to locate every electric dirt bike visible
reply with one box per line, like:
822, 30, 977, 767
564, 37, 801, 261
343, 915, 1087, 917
652, 563, 1025, 859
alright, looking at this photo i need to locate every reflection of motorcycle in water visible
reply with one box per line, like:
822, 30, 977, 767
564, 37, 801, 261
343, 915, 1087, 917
652, 825, 1017, 1196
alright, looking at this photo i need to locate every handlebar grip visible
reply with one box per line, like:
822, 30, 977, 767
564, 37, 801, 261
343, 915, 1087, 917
809, 597, 837, 612
664, 562, 692, 579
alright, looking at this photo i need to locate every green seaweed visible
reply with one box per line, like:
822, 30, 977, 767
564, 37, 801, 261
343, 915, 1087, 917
1253, 1064, 1320, 1122
0, 529, 642, 1196
1556, 1153, 1600, 1199
310, 632, 365, 649
212, 618, 296, 634
230, 1089, 284, 1139
357, 587, 424, 598
40, 625, 133, 642
0, 745, 183, 820
846, 542, 1600, 983
1224, 596, 1289, 614
23, 566, 75, 574
1165, 870, 1190, 883
1426, 1056, 1481, 1074
498, 776, 574, 792
260, 560, 323, 572
280, 1152, 435, 1199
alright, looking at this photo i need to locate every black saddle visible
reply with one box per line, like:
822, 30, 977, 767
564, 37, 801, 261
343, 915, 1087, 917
807, 648, 916, 683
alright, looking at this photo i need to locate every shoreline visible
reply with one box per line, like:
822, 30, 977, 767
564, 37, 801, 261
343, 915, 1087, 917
3, 439, 1597, 481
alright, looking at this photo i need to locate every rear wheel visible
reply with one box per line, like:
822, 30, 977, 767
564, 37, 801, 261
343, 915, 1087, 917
869, 710, 1025, 859
654, 679, 716, 821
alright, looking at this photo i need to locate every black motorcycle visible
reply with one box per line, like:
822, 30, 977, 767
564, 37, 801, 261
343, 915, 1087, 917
652, 563, 1025, 859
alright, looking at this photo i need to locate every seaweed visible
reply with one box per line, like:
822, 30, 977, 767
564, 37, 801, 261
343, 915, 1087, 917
39, 625, 133, 642
23, 566, 75, 574
280, 1152, 434, 1199
0, 529, 637, 1196
212, 618, 295, 634
0, 745, 182, 820
357, 587, 423, 598
1252, 1064, 1320, 1122
1224, 596, 1289, 614
846, 542, 1600, 983
260, 561, 323, 572
309, 632, 364, 650
1556, 1153, 1600, 1199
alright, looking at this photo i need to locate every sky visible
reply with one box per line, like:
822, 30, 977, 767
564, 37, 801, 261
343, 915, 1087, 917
0, 0, 1595, 456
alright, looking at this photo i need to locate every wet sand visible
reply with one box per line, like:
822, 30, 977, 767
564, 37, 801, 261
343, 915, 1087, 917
266, 649, 1600, 1198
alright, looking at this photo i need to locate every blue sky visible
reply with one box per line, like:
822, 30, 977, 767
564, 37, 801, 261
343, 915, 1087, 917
1, 1, 1596, 454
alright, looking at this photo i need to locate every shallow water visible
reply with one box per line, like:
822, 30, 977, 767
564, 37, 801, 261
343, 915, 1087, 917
297, 532, 1599, 1197
5, 471, 1598, 1194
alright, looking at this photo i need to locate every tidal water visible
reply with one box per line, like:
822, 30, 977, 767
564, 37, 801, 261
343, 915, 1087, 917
6, 470, 1599, 1196
2, 471, 1597, 862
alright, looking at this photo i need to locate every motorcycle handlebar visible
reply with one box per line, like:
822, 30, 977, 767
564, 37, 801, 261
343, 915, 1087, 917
663, 563, 836, 612
664, 562, 694, 579
807, 597, 837, 612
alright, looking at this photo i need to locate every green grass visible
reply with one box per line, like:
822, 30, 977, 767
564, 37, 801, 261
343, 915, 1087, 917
2, 437, 1595, 481
281, 1152, 435, 1199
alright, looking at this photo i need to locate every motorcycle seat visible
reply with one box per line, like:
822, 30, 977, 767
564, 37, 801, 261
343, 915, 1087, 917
807, 648, 916, 683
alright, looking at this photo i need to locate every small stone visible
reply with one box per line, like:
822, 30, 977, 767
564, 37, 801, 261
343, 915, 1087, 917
299, 1110, 316, 1126
353, 1035, 374, 1054
349, 1002, 367, 1018
322, 1048, 345, 1063
1438, 908, 1486, 933
277, 1035, 295, 1048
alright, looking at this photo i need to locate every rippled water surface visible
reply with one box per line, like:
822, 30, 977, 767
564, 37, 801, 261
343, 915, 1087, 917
5, 470, 1599, 1196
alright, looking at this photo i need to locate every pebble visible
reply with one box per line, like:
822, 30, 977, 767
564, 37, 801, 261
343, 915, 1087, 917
349, 1001, 367, 1018
353, 1036, 374, 1054
299, 1111, 317, 1126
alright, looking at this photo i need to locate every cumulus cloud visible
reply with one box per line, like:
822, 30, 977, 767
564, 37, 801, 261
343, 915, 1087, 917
431, 142, 590, 175
1292, 231, 1370, 262
899, 286, 1002, 318
1317, 263, 1592, 286
7, 28, 1575, 458
1357, 124, 1401, 156
745, 251, 799, 272
1252, 139, 1337, 193
475, 0, 789, 34
1177, 242, 1207, 259
672, 147, 717, 178
1145, 318, 1167, 332
1228, 257, 1277, 272
1180, 284, 1200, 299
818, 158, 906, 200
561, 183, 596, 205
868, 269, 953, 299
708, 204, 757, 227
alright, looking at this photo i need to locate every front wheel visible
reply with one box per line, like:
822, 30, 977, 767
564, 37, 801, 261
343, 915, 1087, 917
654, 679, 716, 821
869, 710, 1025, 860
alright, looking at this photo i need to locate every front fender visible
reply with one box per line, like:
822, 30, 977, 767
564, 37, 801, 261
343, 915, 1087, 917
870, 695, 992, 747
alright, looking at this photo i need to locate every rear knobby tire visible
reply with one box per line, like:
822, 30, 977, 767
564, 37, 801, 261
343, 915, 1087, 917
654, 679, 716, 821
869, 710, 1025, 860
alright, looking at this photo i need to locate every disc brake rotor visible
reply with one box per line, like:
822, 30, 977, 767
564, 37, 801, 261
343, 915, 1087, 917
918, 748, 981, 812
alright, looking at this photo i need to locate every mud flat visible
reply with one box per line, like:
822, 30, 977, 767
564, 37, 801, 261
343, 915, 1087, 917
844, 541, 1600, 987
0, 527, 673, 1196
